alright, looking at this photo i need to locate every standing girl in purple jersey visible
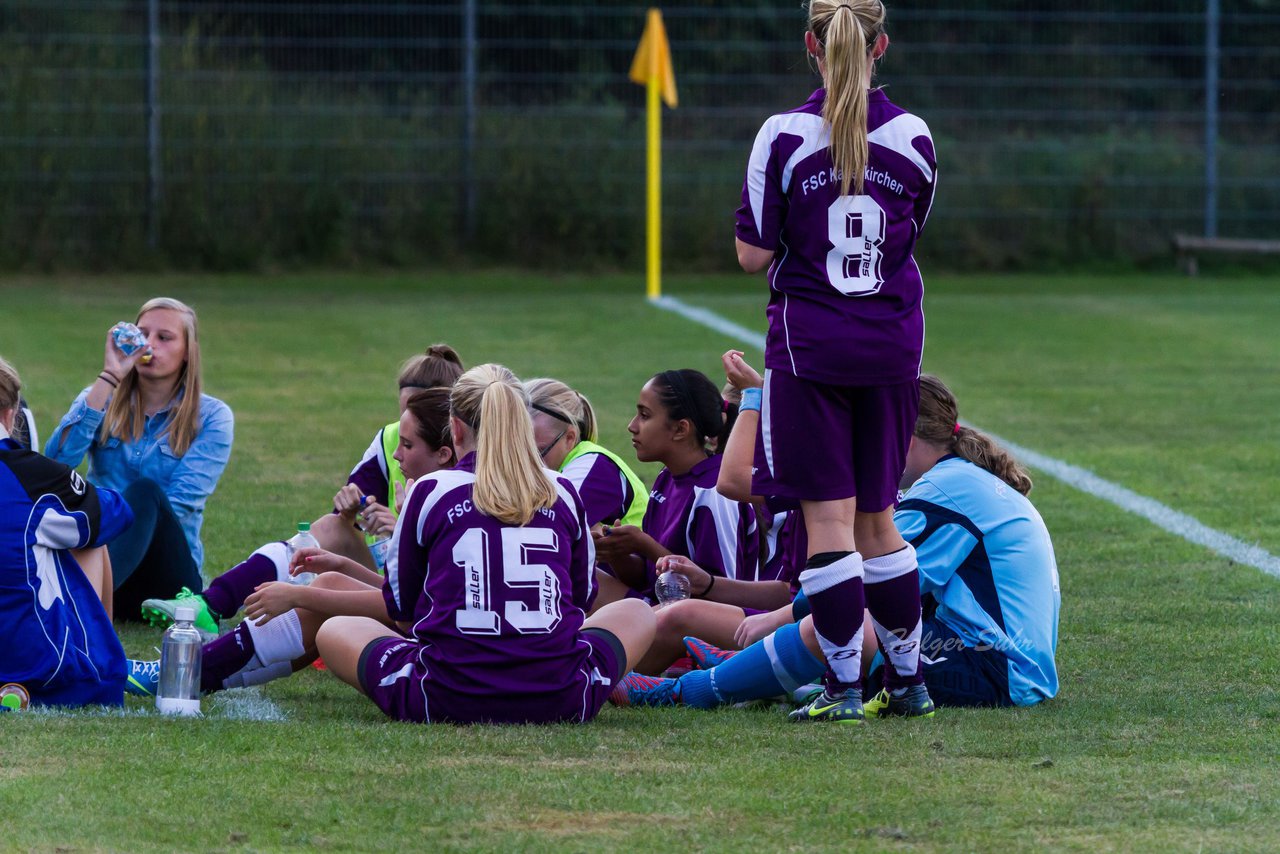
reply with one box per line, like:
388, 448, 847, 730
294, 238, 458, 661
315, 365, 655, 725
592, 369, 758, 603
734, 0, 936, 723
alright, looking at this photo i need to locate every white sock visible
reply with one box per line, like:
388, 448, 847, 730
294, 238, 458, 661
245, 609, 305, 667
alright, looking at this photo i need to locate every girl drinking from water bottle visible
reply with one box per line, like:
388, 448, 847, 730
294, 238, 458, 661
46, 298, 232, 623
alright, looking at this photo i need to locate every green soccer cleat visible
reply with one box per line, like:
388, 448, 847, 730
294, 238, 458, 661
788, 687, 865, 724
140, 587, 219, 642
863, 684, 936, 719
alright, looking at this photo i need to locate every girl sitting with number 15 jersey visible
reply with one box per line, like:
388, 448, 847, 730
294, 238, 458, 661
315, 365, 655, 725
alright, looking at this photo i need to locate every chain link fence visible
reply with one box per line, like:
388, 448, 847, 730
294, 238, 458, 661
1, 1, 1276, 270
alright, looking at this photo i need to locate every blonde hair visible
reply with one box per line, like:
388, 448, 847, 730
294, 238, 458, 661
398, 343, 464, 391
102, 297, 203, 456
523, 377, 598, 444
0, 356, 20, 413
809, 0, 886, 196
916, 374, 1033, 496
451, 364, 558, 525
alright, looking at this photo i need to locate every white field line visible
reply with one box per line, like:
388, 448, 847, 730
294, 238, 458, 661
29, 686, 288, 720
208, 686, 289, 722
650, 295, 1280, 581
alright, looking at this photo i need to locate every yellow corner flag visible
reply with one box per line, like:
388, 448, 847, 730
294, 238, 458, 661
631, 9, 677, 301
629, 8, 678, 108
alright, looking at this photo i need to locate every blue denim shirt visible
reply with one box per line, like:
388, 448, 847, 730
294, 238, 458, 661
44, 389, 234, 571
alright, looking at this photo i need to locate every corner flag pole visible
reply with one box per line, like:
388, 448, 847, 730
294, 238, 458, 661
629, 9, 677, 302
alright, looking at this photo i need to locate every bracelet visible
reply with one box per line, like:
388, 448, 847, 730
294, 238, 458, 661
98, 371, 120, 388
696, 574, 716, 599
739, 387, 763, 413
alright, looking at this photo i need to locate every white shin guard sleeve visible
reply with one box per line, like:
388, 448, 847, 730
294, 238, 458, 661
244, 609, 306, 667
863, 544, 917, 584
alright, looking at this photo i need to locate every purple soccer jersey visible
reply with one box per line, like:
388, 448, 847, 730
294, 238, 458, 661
344, 424, 393, 507
379, 453, 606, 724
735, 88, 936, 386
561, 451, 634, 528
759, 507, 807, 595
643, 455, 758, 587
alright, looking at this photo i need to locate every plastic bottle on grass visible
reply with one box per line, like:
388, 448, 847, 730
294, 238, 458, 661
285, 522, 320, 585
157, 607, 202, 717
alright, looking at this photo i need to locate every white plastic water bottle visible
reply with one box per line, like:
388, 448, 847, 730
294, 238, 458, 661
156, 606, 202, 717
654, 570, 691, 606
285, 522, 320, 585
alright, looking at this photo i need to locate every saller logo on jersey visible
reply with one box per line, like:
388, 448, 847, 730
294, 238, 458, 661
69, 471, 86, 496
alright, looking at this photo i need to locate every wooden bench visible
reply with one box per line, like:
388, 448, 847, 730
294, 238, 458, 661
1172, 233, 1280, 275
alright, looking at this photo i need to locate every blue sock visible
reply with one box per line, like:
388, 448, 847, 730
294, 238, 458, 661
677, 622, 825, 710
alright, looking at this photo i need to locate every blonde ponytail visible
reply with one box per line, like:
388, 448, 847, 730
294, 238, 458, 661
452, 364, 558, 525
809, 0, 886, 196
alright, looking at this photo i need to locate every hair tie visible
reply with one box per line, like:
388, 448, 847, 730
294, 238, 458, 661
952, 423, 962, 436
721, 398, 729, 413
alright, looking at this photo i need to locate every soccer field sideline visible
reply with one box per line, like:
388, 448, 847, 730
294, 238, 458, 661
652, 294, 1280, 583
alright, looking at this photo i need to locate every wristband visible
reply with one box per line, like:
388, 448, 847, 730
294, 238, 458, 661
739, 386, 762, 412
98, 371, 120, 388
695, 574, 716, 599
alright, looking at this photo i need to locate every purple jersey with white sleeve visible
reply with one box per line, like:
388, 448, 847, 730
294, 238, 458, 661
643, 455, 758, 587
561, 451, 633, 528
343, 424, 392, 506
380, 453, 602, 724
735, 88, 936, 386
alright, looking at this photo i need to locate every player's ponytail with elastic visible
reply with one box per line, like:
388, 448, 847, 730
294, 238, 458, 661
916, 374, 1033, 496
809, 0, 886, 196
399, 343, 465, 391
524, 378, 598, 444
650, 369, 736, 456
452, 364, 558, 525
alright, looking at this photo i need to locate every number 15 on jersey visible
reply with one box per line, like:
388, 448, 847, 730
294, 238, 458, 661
453, 527, 563, 636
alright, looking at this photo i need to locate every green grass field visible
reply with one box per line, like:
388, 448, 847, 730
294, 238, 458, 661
2, 271, 1278, 851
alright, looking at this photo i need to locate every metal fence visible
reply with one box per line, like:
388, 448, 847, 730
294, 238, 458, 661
1, 1, 1277, 270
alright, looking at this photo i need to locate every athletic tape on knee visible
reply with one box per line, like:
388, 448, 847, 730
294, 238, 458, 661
253, 541, 293, 584
244, 609, 305, 666
864, 544, 918, 584
797, 552, 863, 596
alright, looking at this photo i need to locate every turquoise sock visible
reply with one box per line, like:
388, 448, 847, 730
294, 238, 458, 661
678, 622, 825, 710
